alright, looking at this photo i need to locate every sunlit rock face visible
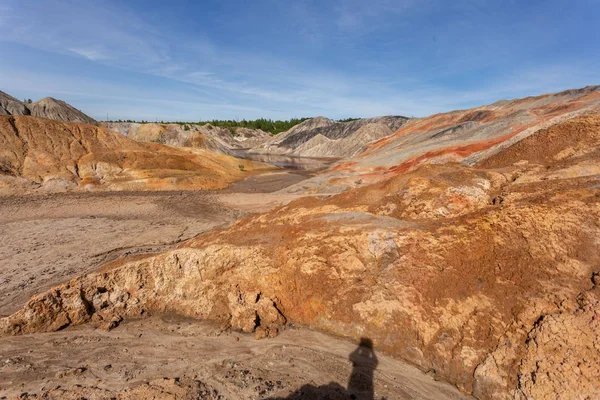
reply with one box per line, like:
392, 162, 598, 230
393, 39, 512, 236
277, 85, 600, 196
0, 115, 271, 194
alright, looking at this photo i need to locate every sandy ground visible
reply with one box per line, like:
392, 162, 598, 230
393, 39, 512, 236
0, 191, 245, 316
0, 316, 470, 399
0, 170, 313, 316
0, 168, 470, 399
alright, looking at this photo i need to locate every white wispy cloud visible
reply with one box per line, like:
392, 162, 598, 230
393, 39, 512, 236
333, 0, 423, 34
0, 0, 597, 121
68, 47, 110, 61
0, 0, 171, 67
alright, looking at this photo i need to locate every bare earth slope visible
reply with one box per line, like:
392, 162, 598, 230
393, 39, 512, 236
281, 85, 600, 195
3, 114, 599, 399
103, 122, 272, 154
0, 91, 96, 124
29, 97, 97, 125
0, 116, 270, 194
0, 91, 30, 116
254, 116, 408, 157
294, 123, 394, 158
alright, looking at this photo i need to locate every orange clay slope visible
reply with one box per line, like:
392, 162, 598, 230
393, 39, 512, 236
280, 85, 600, 195
0, 115, 272, 194
3, 115, 600, 399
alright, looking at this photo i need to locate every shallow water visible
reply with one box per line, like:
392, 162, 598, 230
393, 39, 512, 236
232, 150, 339, 170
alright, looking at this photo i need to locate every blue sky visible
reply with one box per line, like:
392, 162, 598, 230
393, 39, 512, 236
0, 0, 599, 121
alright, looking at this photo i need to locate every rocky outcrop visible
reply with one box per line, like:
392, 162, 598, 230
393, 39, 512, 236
3, 115, 600, 398
0, 115, 270, 194
282, 116, 336, 136
293, 123, 394, 158
253, 116, 408, 157
29, 97, 97, 125
0, 91, 96, 124
0, 91, 30, 116
0, 248, 288, 339
231, 127, 272, 147
513, 279, 600, 399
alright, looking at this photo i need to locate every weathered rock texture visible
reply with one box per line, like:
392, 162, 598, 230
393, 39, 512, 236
103, 122, 272, 154
29, 97, 97, 125
293, 123, 394, 158
0, 90, 31, 116
0, 115, 270, 194
253, 116, 408, 157
17, 377, 223, 400
3, 114, 600, 399
280, 85, 600, 195
0, 91, 96, 124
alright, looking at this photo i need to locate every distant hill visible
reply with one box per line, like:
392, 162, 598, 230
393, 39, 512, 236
0, 91, 96, 124
252, 115, 410, 157
0, 91, 30, 116
0, 115, 270, 194
102, 122, 272, 154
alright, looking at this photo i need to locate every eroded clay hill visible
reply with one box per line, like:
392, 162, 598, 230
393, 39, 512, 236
103, 121, 272, 154
3, 115, 599, 399
0, 91, 30, 116
28, 97, 97, 125
284, 85, 600, 194
0, 90, 96, 124
253, 116, 409, 157
0, 115, 270, 194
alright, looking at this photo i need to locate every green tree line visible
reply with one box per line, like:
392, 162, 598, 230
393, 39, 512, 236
107, 116, 363, 134
193, 118, 311, 134
107, 117, 312, 135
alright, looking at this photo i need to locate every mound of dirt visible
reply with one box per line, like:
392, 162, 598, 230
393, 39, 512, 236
29, 97, 97, 125
0, 91, 30, 116
4, 115, 599, 398
103, 122, 272, 154
283, 116, 336, 136
0, 91, 96, 124
253, 116, 408, 156
0, 115, 271, 194
294, 123, 394, 158
232, 127, 272, 147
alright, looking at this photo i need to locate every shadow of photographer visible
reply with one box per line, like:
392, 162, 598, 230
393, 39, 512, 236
268, 337, 381, 400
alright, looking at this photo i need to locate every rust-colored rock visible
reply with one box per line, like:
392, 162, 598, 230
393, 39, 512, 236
0, 115, 271, 194
2, 116, 600, 399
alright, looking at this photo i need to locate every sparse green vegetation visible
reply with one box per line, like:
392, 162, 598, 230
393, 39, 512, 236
106, 117, 312, 135
337, 117, 361, 122
187, 118, 311, 134
238, 164, 245, 171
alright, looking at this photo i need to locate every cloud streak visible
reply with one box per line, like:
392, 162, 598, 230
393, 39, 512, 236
0, 0, 598, 120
